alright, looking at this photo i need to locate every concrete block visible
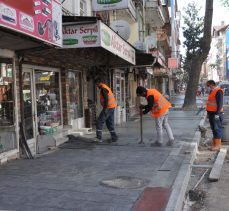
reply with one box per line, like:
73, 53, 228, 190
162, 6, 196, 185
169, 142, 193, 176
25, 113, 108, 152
37, 135, 56, 154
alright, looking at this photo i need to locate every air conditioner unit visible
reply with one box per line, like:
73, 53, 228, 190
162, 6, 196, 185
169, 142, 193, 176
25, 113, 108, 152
161, 0, 167, 6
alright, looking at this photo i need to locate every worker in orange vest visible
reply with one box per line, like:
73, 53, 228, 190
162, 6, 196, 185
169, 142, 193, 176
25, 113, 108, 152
136, 86, 174, 147
206, 80, 224, 151
94, 78, 118, 143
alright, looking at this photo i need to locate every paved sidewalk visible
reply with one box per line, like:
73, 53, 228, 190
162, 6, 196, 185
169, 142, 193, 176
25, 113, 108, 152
0, 109, 205, 211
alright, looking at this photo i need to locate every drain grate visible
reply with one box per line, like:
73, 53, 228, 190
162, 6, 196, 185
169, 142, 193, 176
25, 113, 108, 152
100, 176, 147, 189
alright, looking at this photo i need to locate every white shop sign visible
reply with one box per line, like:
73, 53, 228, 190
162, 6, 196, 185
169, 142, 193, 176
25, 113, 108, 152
63, 21, 135, 65
92, 0, 129, 11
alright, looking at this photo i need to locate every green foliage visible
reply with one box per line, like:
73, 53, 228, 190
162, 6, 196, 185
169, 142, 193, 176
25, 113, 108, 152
220, 0, 229, 7
182, 2, 204, 72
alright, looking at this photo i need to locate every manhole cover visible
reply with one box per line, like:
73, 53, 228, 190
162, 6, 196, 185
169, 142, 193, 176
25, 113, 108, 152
100, 176, 147, 189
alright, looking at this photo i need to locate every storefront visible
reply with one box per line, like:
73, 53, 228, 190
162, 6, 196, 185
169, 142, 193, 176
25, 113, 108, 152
0, 55, 18, 161
21, 65, 62, 154
0, 0, 62, 160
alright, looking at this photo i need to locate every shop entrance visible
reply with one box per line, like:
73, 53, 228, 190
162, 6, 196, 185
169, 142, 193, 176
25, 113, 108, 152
22, 65, 62, 154
22, 68, 37, 155
113, 70, 126, 124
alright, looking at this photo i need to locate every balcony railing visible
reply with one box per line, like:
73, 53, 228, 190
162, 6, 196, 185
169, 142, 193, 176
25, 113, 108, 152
145, 0, 170, 27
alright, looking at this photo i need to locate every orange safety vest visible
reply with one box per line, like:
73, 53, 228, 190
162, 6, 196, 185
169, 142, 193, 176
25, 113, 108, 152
206, 87, 224, 112
99, 83, 117, 109
146, 89, 171, 118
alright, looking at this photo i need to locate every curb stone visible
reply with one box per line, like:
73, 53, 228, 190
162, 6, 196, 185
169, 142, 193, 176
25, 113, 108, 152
165, 112, 207, 211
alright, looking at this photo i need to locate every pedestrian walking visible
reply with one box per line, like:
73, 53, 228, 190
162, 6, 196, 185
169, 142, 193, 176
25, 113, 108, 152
93, 78, 118, 143
136, 86, 174, 147
206, 80, 224, 151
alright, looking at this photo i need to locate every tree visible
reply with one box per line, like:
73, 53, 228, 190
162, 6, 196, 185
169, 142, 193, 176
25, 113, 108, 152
182, 0, 213, 109
221, 0, 229, 7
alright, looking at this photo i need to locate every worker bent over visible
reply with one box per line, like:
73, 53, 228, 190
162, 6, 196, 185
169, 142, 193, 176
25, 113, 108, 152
206, 80, 224, 151
136, 86, 174, 147
94, 78, 118, 143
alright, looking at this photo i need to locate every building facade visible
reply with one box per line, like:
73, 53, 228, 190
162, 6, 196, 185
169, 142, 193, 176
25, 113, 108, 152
0, 0, 181, 162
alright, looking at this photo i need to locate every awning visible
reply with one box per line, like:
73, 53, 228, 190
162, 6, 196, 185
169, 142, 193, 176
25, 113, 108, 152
15, 16, 157, 69
0, 27, 48, 51
62, 17, 135, 65
17, 16, 137, 68
17, 46, 135, 68
135, 51, 156, 67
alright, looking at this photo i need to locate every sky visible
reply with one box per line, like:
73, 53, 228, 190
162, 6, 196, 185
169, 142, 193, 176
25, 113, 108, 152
177, 0, 229, 54
177, 0, 229, 26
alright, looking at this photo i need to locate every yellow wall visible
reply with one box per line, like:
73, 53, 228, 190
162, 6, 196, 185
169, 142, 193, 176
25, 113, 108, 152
128, 22, 139, 45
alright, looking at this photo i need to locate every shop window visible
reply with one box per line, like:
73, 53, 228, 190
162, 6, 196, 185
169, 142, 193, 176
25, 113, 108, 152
35, 70, 61, 135
68, 71, 83, 119
0, 60, 14, 126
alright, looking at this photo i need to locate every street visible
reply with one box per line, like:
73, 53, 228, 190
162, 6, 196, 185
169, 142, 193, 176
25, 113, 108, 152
0, 100, 205, 211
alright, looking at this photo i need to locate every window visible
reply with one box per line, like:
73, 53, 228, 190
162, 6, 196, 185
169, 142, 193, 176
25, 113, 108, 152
0, 59, 14, 126
35, 70, 61, 135
68, 71, 83, 119
80, 0, 87, 16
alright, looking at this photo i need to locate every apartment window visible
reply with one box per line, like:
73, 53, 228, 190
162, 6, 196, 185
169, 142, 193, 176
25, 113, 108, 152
80, 0, 87, 16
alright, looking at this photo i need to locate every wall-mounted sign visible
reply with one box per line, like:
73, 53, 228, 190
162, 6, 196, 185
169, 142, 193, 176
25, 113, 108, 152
63, 20, 135, 65
168, 58, 179, 69
63, 23, 100, 47
0, 0, 62, 47
92, 0, 129, 11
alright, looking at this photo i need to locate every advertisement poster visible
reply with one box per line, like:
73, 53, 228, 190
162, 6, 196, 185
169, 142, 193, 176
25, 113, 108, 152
0, 0, 62, 47
92, 0, 129, 12
63, 21, 135, 65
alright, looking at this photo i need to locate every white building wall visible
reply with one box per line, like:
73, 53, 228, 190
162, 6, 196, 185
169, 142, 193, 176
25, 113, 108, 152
62, 0, 92, 16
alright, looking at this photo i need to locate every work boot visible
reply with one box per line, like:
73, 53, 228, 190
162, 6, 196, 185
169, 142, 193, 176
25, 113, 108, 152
150, 141, 162, 147
111, 136, 118, 142
92, 137, 103, 143
211, 138, 215, 146
166, 139, 174, 146
210, 138, 221, 151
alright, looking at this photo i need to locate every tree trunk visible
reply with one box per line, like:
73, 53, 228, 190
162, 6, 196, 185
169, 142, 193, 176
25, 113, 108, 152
183, 59, 203, 110
183, 0, 213, 109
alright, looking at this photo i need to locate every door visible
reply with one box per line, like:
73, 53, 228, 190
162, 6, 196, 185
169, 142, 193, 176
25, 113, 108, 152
114, 70, 126, 124
22, 69, 37, 155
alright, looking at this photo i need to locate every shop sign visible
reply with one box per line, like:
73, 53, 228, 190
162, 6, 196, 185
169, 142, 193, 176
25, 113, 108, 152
63, 23, 100, 47
0, 0, 62, 47
92, 0, 129, 11
39, 75, 51, 81
100, 22, 135, 65
168, 58, 179, 69
63, 21, 135, 65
